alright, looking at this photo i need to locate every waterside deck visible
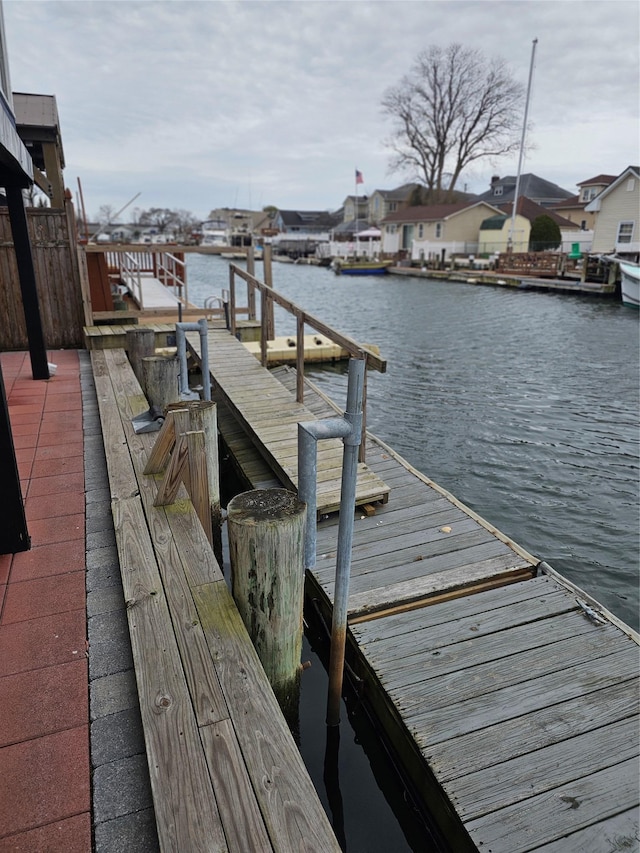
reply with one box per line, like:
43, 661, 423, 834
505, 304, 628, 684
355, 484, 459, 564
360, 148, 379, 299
89, 347, 340, 852
190, 337, 640, 852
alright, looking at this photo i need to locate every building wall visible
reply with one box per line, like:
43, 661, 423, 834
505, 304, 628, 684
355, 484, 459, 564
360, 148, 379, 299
478, 214, 530, 254
591, 176, 640, 253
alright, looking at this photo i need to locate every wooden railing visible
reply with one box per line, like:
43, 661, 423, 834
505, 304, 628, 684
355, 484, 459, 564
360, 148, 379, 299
228, 261, 386, 461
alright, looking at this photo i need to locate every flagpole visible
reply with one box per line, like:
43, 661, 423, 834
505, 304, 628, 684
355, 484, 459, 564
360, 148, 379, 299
355, 168, 359, 258
508, 38, 537, 252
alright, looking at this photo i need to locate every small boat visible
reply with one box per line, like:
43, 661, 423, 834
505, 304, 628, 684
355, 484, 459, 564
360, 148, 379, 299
618, 260, 640, 308
332, 258, 393, 276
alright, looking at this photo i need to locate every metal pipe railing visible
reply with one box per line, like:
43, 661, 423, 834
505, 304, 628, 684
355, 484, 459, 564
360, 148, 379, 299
298, 357, 364, 726
175, 319, 210, 401
228, 263, 385, 463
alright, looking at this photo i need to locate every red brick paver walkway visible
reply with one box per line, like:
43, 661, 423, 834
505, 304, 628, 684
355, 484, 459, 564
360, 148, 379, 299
0, 350, 91, 853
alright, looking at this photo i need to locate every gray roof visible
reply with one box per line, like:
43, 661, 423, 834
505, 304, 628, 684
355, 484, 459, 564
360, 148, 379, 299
476, 173, 573, 206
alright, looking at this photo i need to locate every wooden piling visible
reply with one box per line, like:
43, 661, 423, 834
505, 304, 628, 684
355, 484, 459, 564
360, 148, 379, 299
227, 489, 306, 714
141, 355, 179, 410
126, 327, 156, 387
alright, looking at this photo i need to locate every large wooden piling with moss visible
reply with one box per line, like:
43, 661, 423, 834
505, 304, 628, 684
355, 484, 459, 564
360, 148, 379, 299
227, 489, 306, 713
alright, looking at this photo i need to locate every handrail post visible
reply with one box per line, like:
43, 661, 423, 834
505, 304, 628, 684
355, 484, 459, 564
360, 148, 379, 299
229, 266, 237, 336
297, 357, 365, 726
296, 314, 305, 403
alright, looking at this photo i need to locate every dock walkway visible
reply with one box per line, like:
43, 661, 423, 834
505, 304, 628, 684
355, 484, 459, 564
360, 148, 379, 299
186, 327, 389, 514
90, 347, 340, 853
121, 274, 182, 310
206, 357, 640, 852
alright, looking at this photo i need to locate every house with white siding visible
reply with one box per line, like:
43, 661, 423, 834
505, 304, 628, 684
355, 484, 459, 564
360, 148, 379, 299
381, 201, 503, 261
585, 166, 640, 256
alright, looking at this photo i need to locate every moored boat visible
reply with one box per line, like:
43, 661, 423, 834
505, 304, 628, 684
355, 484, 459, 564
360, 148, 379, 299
618, 260, 640, 308
332, 258, 393, 276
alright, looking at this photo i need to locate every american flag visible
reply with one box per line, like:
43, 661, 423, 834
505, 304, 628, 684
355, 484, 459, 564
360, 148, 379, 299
355, 169, 364, 185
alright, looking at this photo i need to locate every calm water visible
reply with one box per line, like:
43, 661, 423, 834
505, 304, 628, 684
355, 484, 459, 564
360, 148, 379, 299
188, 253, 639, 850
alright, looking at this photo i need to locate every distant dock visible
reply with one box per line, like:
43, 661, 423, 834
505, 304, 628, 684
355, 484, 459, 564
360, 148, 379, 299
389, 265, 618, 296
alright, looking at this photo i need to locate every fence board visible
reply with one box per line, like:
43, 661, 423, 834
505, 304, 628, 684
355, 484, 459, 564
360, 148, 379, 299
0, 205, 84, 349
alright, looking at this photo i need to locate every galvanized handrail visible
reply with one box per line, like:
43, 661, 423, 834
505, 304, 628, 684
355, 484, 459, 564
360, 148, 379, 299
228, 263, 386, 462
298, 357, 365, 726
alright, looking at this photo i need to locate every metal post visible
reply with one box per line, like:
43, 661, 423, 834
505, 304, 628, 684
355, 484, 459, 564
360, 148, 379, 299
175, 319, 211, 401
297, 357, 365, 725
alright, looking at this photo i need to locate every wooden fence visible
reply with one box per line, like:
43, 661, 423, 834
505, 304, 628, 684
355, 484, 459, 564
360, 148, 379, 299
0, 203, 85, 350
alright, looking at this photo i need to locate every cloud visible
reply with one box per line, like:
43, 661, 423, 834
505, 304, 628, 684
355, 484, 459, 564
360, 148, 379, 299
4, 0, 638, 218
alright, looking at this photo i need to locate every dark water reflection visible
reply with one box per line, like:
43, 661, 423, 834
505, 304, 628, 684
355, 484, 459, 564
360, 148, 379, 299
193, 254, 638, 849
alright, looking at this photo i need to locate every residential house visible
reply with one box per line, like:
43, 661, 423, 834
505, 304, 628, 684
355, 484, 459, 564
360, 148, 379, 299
549, 175, 616, 232
367, 183, 419, 225
341, 194, 371, 226
585, 166, 640, 256
381, 201, 503, 261
475, 174, 574, 208
271, 209, 341, 235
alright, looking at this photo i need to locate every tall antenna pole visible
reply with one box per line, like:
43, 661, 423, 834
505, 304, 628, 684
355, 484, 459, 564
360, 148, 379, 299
508, 38, 538, 251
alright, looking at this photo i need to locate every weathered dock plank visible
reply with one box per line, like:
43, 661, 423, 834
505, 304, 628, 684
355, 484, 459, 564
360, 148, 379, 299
91, 348, 341, 853
213, 363, 639, 851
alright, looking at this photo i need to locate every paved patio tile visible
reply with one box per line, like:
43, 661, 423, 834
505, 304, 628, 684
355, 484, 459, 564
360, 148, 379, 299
0, 609, 87, 677
10, 539, 85, 583
0, 727, 90, 839
0, 813, 91, 853
2, 572, 86, 624
26, 513, 84, 547
0, 659, 88, 747
25, 491, 85, 522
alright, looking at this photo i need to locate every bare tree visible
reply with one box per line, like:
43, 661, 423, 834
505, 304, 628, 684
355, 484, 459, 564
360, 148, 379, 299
382, 44, 524, 199
138, 207, 178, 234
97, 203, 118, 224
171, 209, 199, 243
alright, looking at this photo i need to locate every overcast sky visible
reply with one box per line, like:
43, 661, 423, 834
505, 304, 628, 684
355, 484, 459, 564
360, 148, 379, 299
4, 0, 639, 221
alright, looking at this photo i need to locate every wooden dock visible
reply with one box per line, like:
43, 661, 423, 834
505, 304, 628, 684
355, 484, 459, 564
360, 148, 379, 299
121, 273, 183, 309
201, 354, 640, 852
186, 327, 390, 514
90, 347, 340, 853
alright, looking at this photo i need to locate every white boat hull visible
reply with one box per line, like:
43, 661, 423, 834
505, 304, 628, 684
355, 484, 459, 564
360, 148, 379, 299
619, 260, 640, 308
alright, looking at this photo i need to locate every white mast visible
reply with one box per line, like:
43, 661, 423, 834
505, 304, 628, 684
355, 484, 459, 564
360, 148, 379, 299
508, 38, 538, 251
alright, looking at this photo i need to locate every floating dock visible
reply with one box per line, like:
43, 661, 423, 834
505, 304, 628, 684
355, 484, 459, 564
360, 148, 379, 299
390, 265, 618, 296
186, 332, 640, 852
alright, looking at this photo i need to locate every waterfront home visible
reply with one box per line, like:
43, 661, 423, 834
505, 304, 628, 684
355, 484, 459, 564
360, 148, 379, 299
549, 174, 617, 232
585, 165, 640, 256
366, 183, 419, 225
475, 173, 574, 208
271, 208, 341, 235
381, 200, 503, 261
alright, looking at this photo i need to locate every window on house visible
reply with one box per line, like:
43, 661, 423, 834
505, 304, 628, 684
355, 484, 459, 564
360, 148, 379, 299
493, 186, 503, 197
435, 222, 442, 238
580, 220, 587, 230
386, 224, 397, 234
581, 187, 598, 202
627, 179, 635, 192
418, 224, 424, 238
617, 222, 634, 243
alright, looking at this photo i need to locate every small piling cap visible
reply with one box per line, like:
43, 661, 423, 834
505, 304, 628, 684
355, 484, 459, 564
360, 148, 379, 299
227, 489, 306, 522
